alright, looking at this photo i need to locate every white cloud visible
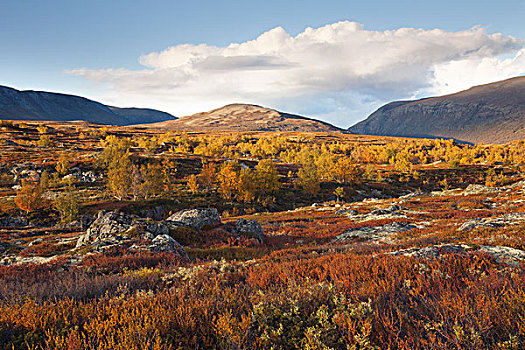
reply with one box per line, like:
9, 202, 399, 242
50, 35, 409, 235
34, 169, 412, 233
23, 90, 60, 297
69, 21, 525, 127
431, 49, 525, 95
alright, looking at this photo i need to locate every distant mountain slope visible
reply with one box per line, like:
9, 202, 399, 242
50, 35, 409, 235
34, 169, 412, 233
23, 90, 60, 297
349, 76, 525, 144
0, 85, 176, 126
144, 104, 343, 132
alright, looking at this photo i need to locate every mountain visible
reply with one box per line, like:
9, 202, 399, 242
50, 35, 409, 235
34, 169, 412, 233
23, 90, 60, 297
0, 85, 175, 126
349, 76, 525, 144
144, 103, 342, 132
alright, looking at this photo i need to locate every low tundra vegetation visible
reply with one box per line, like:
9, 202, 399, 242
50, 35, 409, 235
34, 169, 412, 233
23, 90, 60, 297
0, 123, 525, 349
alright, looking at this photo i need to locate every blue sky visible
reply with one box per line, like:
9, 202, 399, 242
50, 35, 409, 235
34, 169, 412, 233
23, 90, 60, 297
1, 0, 524, 126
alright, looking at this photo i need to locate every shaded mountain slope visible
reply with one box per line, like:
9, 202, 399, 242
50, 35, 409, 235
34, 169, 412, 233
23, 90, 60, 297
349, 76, 525, 144
0, 85, 175, 126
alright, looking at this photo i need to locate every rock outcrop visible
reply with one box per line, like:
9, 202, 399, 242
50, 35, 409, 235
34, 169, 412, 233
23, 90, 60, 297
458, 213, 525, 231
146, 235, 189, 261
76, 211, 133, 248
392, 244, 525, 267
234, 218, 265, 243
76, 211, 181, 256
0, 216, 28, 228
166, 208, 221, 230
333, 222, 416, 243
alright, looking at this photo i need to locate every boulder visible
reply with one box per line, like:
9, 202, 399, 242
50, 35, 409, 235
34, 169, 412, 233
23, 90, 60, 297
333, 222, 416, 243
142, 205, 166, 221
458, 213, 525, 231
0, 216, 29, 228
392, 244, 525, 267
166, 208, 221, 230
148, 234, 189, 261
144, 222, 169, 236
234, 218, 264, 242
400, 191, 426, 199
64, 214, 94, 230
76, 211, 179, 249
462, 184, 499, 196
76, 211, 134, 248
370, 204, 403, 216
478, 245, 525, 266
28, 238, 43, 246
335, 209, 358, 216
392, 244, 470, 259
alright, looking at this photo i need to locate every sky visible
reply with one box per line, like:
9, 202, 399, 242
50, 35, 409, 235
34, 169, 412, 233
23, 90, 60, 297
1, 0, 525, 127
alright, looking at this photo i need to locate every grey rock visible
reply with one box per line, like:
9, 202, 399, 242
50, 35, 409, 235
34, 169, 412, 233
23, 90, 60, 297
400, 191, 426, 199
234, 218, 264, 242
142, 205, 166, 221
68, 170, 102, 183
76, 211, 134, 248
478, 245, 525, 266
145, 222, 169, 236
392, 244, 525, 267
91, 235, 128, 250
28, 238, 43, 246
458, 213, 525, 231
370, 204, 403, 216
336, 209, 358, 216
0, 216, 29, 228
142, 232, 155, 240
462, 184, 499, 196
166, 208, 221, 230
148, 234, 189, 261
392, 244, 470, 259
333, 222, 416, 243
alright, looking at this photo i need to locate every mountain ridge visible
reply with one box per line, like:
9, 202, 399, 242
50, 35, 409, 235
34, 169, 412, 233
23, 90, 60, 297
0, 85, 176, 126
349, 76, 525, 144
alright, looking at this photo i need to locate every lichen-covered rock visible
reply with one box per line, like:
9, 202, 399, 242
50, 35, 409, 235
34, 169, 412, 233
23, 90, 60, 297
370, 204, 403, 216
88, 211, 133, 235
392, 244, 470, 259
144, 222, 169, 236
142, 206, 166, 221
64, 214, 95, 230
336, 209, 358, 216
458, 213, 525, 231
76, 211, 134, 248
28, 238, 43, 246
478, 245, 525, 266
0, 216, 29, 228
147, 234, 189, 261
76, 211, 173, 248
391, 244, 525, 267
166, 208, 221, 230
234, 218, 264, 242
333, 222, 416, 243
400, 191, 426, 199
462, 184, 499, 196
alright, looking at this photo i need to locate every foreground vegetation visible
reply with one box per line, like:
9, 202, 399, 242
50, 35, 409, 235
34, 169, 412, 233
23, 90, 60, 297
0, 120, 525, 349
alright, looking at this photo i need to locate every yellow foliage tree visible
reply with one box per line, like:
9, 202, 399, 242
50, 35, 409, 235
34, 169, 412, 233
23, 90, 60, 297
15, 180, 45, 212
217, 161, 240, 200
254, 159, 280, 199
187, 174, 199, 193
198, 160, 217, 190
55, 153, 71, 176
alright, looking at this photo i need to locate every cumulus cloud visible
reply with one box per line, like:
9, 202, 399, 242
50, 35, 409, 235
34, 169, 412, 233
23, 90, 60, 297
70, 21, 525, 127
